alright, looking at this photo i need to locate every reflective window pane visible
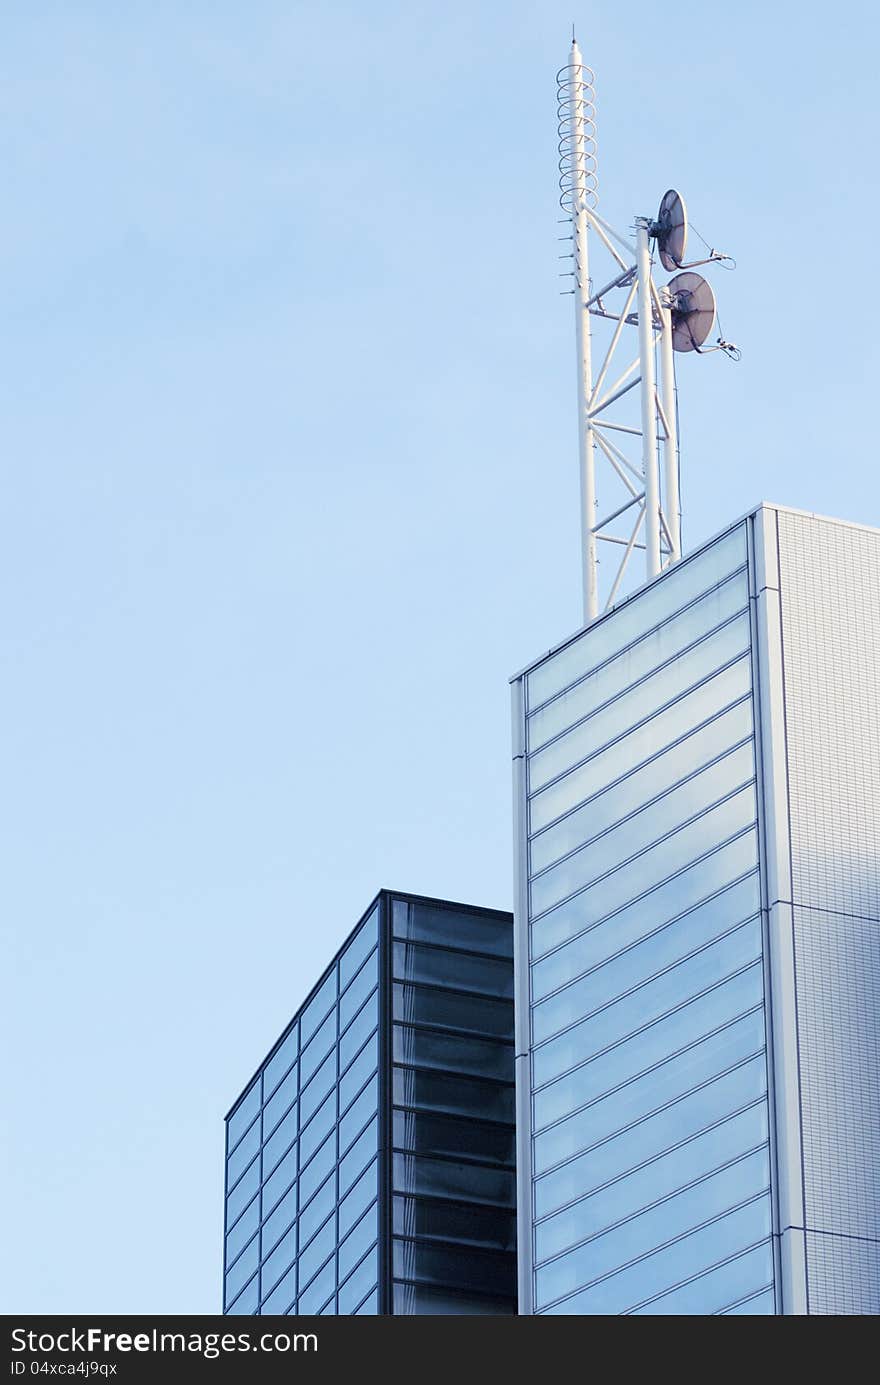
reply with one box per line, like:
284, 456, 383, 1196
535, 1151, 770, 1310
530, 742, 755, 919
226, 1196, 259, 1266
338, 1247, 377, 1315
263, 1026, 297, 1101
393, 1067, 516, 1123
299, 1090, 336, 1168
532, 886, 761, 1046
340, 1074, 378, 1153
263, 1102, 298, 1179
227, 1120, 260, 1191
339, 991, 378, 1071
301, 971, 337, 1047
339, 1119, 378, 1196
526, 525, 747, 709
340, 949, 378, 1030
300, 1050, 336, 1125
532, 919, 763, 1090
228, 1080, 260, 1153
392, 899, 512, 958
300, 1009, 336, 1087
261, 1181, 297, 1259
532, 867, 760, 1004
393, 942, 514, 999
338, 1158, 379, 1239
394, 1026, 512, 1082
530, 661, 752, 835
225, 1157, 260, 1228
393, 983, 514, 1040
393, 1241, 516, 1296
533, 962, 765, 1132
539, 1195, 771, 1315
297, 1257, 335, 1315
261, 1261, 296, 1315
355, 1288, 379, 1315
532, 795, 757, 960
298, 1174, 335, 1250
263, 1065, 297, 1140
528, 571, 750, 752
394, 1196, 516, 1252
298, 1213, 335, 1294
535, 1096, 769, 1257
529, 614, 751, 794
340, 1033, 378, 1110
340, 905, 379, 990
298, 1132, 336, 1209
530, 700, 753, 875
261, 1222, 296, 1298
393, 1154, 515, 1207
632, 1241, 775, 1315
227, 1273, 259, 1316
533, 1006, 767, 1175
225, 1235, 258, 1306
262, 1143, 297, 1217
393, 1110, 515, 1166
338, 1201, 378, 1282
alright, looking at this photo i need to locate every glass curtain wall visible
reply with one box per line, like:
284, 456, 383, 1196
224, 892, 516, 1316
223, 904, 381, 1316
518, 521, 777, 1315
390, 898, 517, 1314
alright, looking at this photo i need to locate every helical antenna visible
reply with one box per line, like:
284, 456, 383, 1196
557, 57, 598, 213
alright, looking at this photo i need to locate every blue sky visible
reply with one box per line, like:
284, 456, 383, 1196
2, 1, 878, 1312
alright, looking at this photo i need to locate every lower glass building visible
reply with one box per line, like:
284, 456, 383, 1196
511, 504, 880, 1314
222, 890, 517, 1315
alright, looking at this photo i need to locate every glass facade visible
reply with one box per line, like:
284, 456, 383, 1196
514, 521, 777, 1315
391, 897, 517, 1314
223, 891, 516, 1315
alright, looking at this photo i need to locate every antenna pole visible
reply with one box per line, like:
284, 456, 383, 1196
636, 219, 661, 577
569, 40, 598, 622
658, 294, 681, 561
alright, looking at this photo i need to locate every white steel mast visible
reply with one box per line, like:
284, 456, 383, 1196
558, 36, 685, 622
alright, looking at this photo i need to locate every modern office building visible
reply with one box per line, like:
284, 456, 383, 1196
223, 889, 517, 1316
511, 503, 880, 1315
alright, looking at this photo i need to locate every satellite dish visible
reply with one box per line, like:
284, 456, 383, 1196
655, 189, 688, 272
667, 271, 716, 352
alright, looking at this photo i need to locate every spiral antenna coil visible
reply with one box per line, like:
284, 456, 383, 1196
557, 58, 598, 213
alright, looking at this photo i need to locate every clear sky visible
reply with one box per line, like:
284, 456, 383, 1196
2, 1, 878, 1313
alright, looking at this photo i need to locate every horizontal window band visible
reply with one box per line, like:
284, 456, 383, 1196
533, 1139, 770, 1272
530, 914, 762, 1055
716, 1282, 775, 1315
529, 825, 758, 967
393, 937, 516, 968
536, 1187, 770, 1314
391, 1278, 517, 1303
391, 1061, 515, 1091
529, 781, 757, 929
527, 601, 752, 758
392, 1102, 515, 1133
532, 1099, 769, 1236
530, 870, 760, 1007
530, 957, 764, 1097
225, 1271, 258, 1314
528, 694, 753, 841
392, 1019, 514, 1049
532, 1045, 768, 1180
526, 559, 749, 716
622, 1237, 773, 1315
529, 733, 755, 881
527, 650, 752, 800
